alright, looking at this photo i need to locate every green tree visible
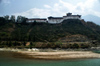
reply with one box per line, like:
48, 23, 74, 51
23, 41, 26, 46
29, 42, 33, 49
14, 41, 17, 46
8, 41, 12, 47
55, 41, 62, 48
72, 43, 79, 49
10, 15, 15, 22
16, 16, 27, 24
4, 15, 9, 21
0, 17, 6, 26
6, 41, 9, 47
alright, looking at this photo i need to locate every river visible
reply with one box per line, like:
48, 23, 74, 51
0, 51, 100, 66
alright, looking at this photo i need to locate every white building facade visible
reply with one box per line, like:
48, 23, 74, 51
63, 16, 81, 20
26, 18, 47, 23
48, 17, 63, 24
48, 13, 81, 23
26, 13, 81, 24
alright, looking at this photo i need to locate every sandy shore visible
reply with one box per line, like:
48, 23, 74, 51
16, 51, 100, 60
0, 48, 100, 60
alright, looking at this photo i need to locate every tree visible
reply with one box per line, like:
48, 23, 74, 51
0, 17, 6, 26
29, 42, 33, 49
10, 15, 15, 22
80, 44, 89, 49
8, 41, 12, 47
28, 35, 31, 41
14, 41, 17, 46
55, 41, 62, 48
4, 15, 9, 21
23, 41, 26, 46
16, 16, 27, 24
16, 16, 21, 23
6, 41, 9, 47
72, 43, 79, 49
21, 17, 27, 24
32, 20, 37, 25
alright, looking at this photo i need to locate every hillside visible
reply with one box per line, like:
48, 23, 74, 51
0, 18, 100, 48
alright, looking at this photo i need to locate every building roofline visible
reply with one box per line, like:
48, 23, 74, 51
48, 17, 63, 19
27, 18, 47, 20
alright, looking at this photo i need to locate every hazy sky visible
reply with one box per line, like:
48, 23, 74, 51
0, 0, 100, 24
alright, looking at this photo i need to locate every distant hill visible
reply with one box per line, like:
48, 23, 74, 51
82, 15, 100, 25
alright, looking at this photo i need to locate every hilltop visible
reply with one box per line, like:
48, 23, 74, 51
0, 17, 100, 48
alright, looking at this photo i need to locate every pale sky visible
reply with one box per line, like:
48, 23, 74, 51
0, 0, 100, 24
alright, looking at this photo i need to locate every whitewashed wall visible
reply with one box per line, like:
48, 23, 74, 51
26, 20, 47, 23
36, 20, 47, 22
63, 16, 81, 20
48, 16, 81, 23
48, 19, 63, 24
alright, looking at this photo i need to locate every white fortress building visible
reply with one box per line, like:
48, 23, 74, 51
48, 17, 63, 24
26, 18, 47, 23
26, 13, 81, 24
48, 13, 81, 24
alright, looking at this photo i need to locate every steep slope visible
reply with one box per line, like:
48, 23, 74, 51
86, 22, 100, 33
61, 19, 100, 40
0, 19, 100, 43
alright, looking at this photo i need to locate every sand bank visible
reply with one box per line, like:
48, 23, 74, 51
0, 48, 100, 60
16, 51, 100, 60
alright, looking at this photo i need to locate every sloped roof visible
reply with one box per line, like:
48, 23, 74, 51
48, 17, 63, 19
27, 18, 47, 20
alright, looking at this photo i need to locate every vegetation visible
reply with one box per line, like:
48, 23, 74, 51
0, 16, 100, 49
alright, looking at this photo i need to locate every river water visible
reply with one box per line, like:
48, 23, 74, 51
0, 51, 100, 66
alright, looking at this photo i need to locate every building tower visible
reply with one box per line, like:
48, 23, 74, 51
67, 13, 72, 16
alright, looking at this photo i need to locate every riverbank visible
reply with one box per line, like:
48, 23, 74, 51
0, 48, 100, 60
16, 51, 100, 60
